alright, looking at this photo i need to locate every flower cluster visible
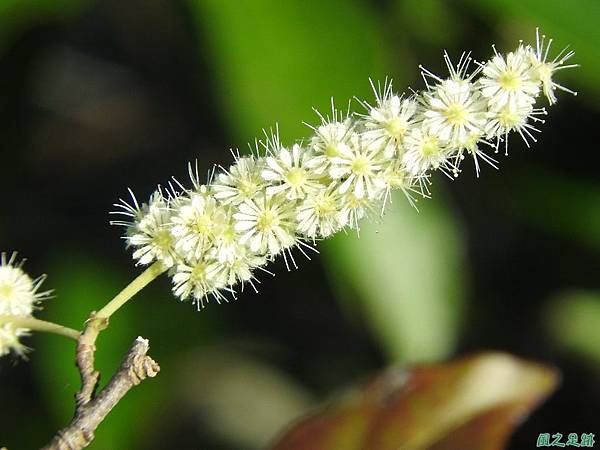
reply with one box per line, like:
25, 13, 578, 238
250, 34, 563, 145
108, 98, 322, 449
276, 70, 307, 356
113, 29, 576, 308
0, 253, 51, 356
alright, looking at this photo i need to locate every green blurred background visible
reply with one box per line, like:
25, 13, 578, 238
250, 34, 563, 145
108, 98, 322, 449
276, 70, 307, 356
0, 0, 598, 448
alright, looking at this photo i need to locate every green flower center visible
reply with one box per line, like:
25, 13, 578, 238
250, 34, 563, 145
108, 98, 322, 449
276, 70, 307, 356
315, 196, 336, 216
498, 107, 520, 127
386, 117, 408, 139
154, 230, 173, 249
422, 137, 440, 157
191, 215, 213, 235
444, 103, 468, 125
286, 168, 307, 187
499, 71, 521, 91
351, 156, 371, 175
190, 263, 209, 282
239, 179, 258, 197
325, 143, 340, 158
257, 210, 278, 231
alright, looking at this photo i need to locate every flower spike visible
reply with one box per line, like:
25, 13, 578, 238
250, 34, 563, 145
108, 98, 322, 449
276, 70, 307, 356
112, 29, 576, 308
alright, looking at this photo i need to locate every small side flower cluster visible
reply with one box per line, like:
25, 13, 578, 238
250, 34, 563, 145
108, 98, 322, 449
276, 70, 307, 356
0, 253, 51, 356
112, 29, 576, 308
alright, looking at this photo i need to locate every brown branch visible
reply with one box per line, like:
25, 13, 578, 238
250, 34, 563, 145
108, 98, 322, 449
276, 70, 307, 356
74, 314, 108, 413
42, 330, 159, 450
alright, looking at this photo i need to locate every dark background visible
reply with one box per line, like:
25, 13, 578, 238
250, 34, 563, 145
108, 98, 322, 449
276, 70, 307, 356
0, 0, 598, 448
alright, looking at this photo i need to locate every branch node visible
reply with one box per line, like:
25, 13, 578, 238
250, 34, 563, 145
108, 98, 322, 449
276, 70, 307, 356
43, 318, 159, 450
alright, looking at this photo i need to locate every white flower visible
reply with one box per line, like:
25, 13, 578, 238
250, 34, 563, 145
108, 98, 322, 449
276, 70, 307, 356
171, 257, 228, 306
422, 79, 487, 148
0, 253, 49, 316
337, 191, 379, 233
374, 160, 426, 210
421, 50, 482, 87
170, 187, 228, 260
213, 244, 267, 289
129, 192, 177, 267
212, 156, 267, 205
479, 45, 540, 108
209, 208, 240, 264
0, 323, 29, 357
484, 97, 547, 154
528, 29, 578, 105
329, 134, 385, 200
458, 131, 498, 177
402, 126, 451, 176
296, 185, 343, 238
362, 81, 418, 156
308, 117, 357, 174
233, 193, 297, 255
111, 189, 178, 267
262, 144, 322, 200
0, 253, 51, 357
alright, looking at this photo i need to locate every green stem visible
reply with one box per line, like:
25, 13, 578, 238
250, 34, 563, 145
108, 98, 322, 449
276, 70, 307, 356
0, 315, 80, 341
95, 261, 166, 320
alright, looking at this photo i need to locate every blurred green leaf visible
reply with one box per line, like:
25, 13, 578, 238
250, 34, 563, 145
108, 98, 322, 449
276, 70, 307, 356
465, 0, 600, 102
325, 191, 466, 363
175, 345, 314, 449
393, 0, 462, 46
187, 0, 395, 143
545, 290, 600, 366
270, 353, 559, 450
